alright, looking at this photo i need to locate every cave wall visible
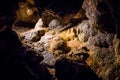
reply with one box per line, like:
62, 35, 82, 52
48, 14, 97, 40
83, 0, 120, 36
15, 0, 120, 80
82, 0, 120, 80
15, 0, 39, 27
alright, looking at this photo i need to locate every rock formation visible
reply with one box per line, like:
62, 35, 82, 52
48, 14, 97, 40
1, 0, 120, 80
0, 0, 53, 80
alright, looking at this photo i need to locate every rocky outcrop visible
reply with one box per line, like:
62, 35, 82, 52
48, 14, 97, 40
20, 29, 45, 42
0, 0, 54, 79
82, 0, 120, 37
14, 0, 120, 80
15, 0, 39, 27
82, 0, 120, 80
19, 15, 120, 80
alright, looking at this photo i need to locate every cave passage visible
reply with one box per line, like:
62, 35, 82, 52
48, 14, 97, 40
0, 0, 120, 80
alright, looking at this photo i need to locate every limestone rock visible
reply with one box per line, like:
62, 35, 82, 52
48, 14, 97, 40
21, 29, 45, 42
77, 20, 95, 42
48, 19, 63, 30
15, 1, 39, 27
82, 0, 120, 80
39, 33, 55, 50
34, 18, 43, 30
48, 37, 71, 55
41, 10, 60, 27
41, 51, 56, 66
58, 28, 76, 41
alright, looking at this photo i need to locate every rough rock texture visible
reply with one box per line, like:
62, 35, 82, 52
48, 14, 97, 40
15, 0, 39, 27
82, 0, 120, 80
20, 29, 45, 42
48, 36, 71, 55
15, 0, 120, 80
83, 0, 120, 37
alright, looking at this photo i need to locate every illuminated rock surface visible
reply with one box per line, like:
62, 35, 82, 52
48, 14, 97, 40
1, 0, 120, 80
